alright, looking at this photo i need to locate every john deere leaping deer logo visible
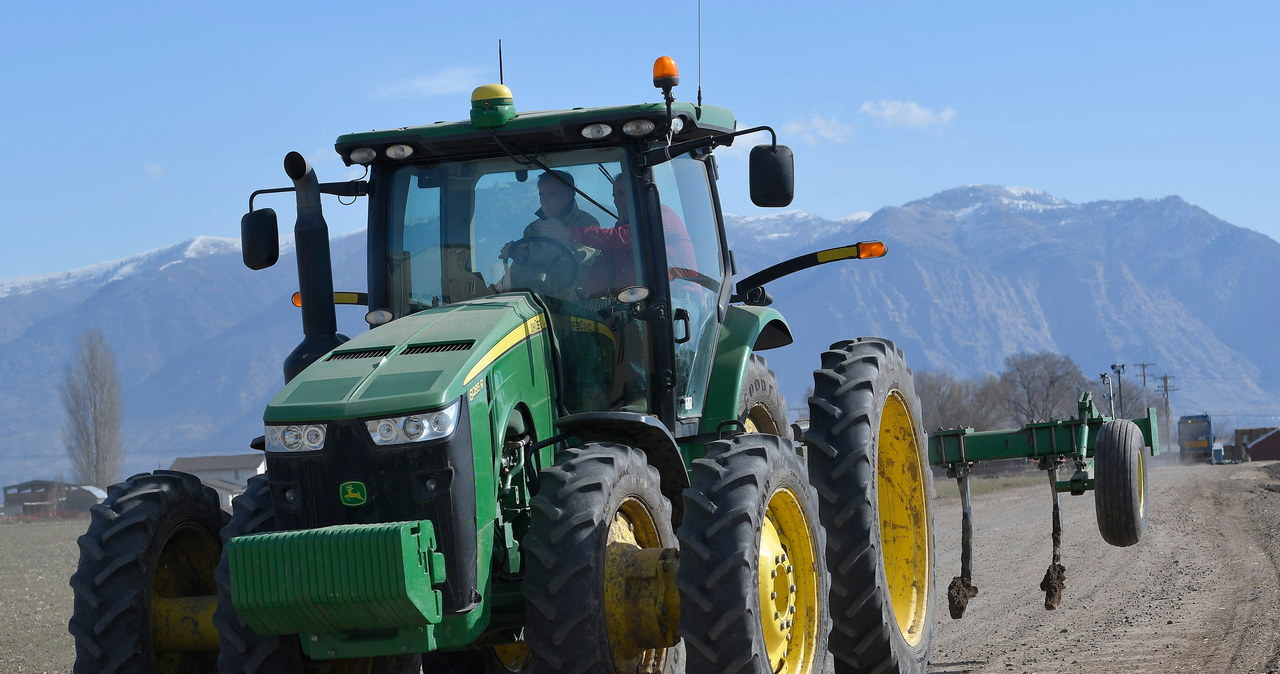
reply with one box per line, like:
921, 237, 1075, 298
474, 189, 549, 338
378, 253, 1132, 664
339, 481, 368, 506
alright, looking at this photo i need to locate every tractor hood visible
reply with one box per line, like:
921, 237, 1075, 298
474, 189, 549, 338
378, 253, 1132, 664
264, 295, 546, 423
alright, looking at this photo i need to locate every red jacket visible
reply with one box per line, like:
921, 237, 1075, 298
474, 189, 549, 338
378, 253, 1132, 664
573, 205, 697, 295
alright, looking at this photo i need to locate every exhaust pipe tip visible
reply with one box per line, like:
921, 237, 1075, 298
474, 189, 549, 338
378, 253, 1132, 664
284, 151, 311, 182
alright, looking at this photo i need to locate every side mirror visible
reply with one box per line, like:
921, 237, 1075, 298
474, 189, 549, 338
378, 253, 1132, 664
241, 208, 280, 270
749, 144, 795, 207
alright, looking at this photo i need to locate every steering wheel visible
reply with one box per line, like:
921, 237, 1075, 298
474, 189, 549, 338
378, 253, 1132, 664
503, 235, 581, 295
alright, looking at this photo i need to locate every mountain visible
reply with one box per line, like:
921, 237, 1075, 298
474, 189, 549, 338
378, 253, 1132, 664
734, 187, 1279, 422
1, 186, 1275, 487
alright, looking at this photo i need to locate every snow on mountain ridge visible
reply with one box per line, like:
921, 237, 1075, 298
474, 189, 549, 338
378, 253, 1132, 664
0, 237, 243, 298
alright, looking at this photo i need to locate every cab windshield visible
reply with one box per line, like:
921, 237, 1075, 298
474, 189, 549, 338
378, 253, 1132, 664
380, 148, 725, 418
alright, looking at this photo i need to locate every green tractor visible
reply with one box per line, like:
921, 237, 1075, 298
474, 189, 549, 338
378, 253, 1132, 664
68, 56, 1148, 674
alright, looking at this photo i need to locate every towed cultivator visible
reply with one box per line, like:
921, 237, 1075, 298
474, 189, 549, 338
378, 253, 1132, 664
929, 393, 1158, 617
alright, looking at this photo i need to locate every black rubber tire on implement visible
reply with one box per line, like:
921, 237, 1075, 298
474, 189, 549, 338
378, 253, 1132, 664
677, 433, 831, 674
69, 470, 228, 674
806, 337, 935, 673
213, 474, 421, 674
522, 442, 681, 674
1094, 419, 1148, 547
741, 353, 789, 437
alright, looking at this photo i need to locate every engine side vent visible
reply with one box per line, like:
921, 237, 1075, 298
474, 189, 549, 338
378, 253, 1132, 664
404, 341, 474, 355
328, 348, 393, 361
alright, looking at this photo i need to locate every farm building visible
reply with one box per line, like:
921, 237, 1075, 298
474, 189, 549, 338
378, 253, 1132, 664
2, 480, 105, 516
168, 453, 266, 510
1243, 428, 1280, 461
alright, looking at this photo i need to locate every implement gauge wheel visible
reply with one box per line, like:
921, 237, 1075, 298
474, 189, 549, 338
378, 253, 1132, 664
806, 337, 935, 673
677, 433, 831, 674
69, 470, 227, 674
522, 443, 682, 674
213, 474, 420, 674
1094, 419, 1148, 547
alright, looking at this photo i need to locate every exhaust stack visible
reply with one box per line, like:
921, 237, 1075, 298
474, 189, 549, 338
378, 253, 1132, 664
282, 151, 347, 382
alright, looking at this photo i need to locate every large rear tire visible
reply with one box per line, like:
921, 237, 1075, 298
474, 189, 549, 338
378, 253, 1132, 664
213, 474, 421, 674
69, 470, 227, 674
677, 433, 831, 674
807, 337, 935, 673
741, 353, 789, 437
1094, 419, 1147, 546
522, 443, 681, 674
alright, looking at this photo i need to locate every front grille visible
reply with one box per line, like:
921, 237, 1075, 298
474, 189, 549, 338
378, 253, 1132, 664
403, 342, 474, 355
328, 348, 393, 361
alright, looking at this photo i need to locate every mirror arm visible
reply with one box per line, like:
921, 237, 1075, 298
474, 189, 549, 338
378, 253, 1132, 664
635, 125, 778, 169
247, 181, 368, 212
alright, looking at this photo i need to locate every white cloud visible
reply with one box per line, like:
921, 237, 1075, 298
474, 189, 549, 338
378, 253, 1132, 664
143, 162, 164, 178
859, 100, 956, 129
781, 115, 855, 146
377, 67, 486, 99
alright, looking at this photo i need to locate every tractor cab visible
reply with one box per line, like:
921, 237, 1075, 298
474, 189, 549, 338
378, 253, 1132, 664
362, 144, 731, 423
234, 67, 796, 433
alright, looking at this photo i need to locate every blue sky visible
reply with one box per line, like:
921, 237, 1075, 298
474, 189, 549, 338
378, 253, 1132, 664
2, 1, 1276, 279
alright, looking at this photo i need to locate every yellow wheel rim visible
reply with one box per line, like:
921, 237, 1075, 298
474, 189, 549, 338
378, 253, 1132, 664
604, 496, 670, 673
756, 487, 820, 674
876, 391, 930, 647
151, 521, 220, 670
491, 644, 530, 671
744, 402, 783, 436
1136, 446, 1146, 517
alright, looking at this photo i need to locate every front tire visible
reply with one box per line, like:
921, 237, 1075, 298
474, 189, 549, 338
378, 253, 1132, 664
69, 470, 227, 674
807, 338, 935, 673
677, 433, 831, 674
522, 443, 680, 674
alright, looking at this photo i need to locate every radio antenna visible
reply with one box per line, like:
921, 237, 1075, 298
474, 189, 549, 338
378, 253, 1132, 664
696, 0, 703, 115
499, 39, 505, 85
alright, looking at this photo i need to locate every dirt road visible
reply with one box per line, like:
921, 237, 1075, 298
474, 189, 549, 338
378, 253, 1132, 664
5, 460, 1279, 673
929, 459, 1280, 673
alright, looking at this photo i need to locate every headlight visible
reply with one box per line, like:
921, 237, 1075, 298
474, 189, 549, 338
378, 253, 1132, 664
365, 400, 461, 447
349, 147, 376, 164
622, 119, 656, 136
266, 423, 328, 452
581, 123, 612, 140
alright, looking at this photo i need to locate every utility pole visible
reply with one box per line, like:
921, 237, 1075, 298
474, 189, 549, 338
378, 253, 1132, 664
1134, 362, 1154, 410
1111, 363, 1127, 418
1099, 373, 1115, 416
1158, 375, 1179, 450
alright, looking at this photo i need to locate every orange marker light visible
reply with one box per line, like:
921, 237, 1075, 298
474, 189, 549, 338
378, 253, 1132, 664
291, 292, 303, 307
653, 56, 679, 80
858, 241, 888, 259
653, 56, 680, 89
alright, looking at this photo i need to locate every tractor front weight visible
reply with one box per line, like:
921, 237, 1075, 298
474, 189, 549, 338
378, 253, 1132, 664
928, 392, 1159, 618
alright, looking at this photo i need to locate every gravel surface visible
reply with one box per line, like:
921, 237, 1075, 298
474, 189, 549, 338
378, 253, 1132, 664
0, 518, 82, 673
930, 459, 1280, 673
7, 460, 1279, 673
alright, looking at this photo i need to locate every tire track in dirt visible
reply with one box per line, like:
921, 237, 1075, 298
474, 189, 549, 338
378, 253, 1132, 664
929, 460, 1280, 673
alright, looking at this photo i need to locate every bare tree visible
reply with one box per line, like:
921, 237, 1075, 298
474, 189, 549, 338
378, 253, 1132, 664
60, 329, 123, 486
999, 351, 1093, 423
916, 370, 1011, 432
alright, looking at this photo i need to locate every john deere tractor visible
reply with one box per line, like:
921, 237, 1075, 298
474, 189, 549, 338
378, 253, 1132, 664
70, 56, 1149, 674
